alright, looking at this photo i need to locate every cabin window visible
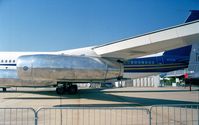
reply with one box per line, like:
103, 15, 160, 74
134, 61, 137, 64
13, 60, 15, 63
5, 60, 7, 63
1, 60, 3, 63
9, 60, 11, 63
149, 61, 152, 64
141, 61, 144, 64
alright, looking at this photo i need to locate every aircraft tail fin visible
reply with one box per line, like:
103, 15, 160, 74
185, 10, 199, 23
163, 10, 199, 57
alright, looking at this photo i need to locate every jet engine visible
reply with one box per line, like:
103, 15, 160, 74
16, 55, 123, 82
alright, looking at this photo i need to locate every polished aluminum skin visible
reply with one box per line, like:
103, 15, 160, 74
17, 55, 123, 82
0, 69, 55, 87
0, 69, 17, 79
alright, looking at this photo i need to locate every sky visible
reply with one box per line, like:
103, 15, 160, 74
0, 0, 199, 52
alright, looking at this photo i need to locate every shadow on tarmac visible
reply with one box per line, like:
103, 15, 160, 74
2, 88, 199, 107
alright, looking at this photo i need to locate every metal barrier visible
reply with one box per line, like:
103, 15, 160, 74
36, 107, 150, 125
0, 104, 198, 125
0, 107, 36, 125
150, 104, 199, 125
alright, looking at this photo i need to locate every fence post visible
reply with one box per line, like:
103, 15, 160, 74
148, 109, 152, 125
35, 111, 38, 125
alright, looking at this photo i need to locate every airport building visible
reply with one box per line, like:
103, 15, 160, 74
113, 69, 188, 88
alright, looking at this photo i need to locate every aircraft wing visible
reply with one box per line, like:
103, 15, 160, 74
93, 20, 199, 60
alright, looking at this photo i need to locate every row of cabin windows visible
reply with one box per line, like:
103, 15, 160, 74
1, 60, 16, 63
126, 60, 156, 65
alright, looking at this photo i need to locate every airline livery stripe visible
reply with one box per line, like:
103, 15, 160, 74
124, 64, 187, 69
124, 63, 188, 67
0, 64, 17, 66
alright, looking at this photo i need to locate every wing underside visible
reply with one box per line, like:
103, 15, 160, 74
93, 20, 199, 60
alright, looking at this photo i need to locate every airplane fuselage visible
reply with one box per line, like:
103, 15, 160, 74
124, 45, 191, 73
0, 49, 123, 87
0, 45, 191, 87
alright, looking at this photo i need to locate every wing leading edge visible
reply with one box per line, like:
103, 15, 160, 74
93, 20, 199, 60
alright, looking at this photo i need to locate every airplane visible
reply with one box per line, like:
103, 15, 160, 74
124, 10, 199, 74
0, 11, 199, 94
124, 45, 191, 76
123, 10, 199, 81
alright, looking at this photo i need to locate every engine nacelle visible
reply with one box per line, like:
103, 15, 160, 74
17, 55, 123, 82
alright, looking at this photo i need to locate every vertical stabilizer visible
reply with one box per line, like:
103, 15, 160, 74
185, 10, 199, 23
163, 10, 199, 57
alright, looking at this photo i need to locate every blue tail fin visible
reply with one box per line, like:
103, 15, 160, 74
185, 10, 199, 23
163, 10, 199, 56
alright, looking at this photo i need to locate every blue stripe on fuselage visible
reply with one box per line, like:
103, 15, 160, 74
0, 64, 17, 66
124, 63, 188, 72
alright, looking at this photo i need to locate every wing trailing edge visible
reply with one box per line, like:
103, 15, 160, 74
93, 20, 199, 60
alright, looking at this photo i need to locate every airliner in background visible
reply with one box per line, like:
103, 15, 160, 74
124, 45, 191, 74
124, 10, 199, 81
124, 10, 199, 74
0, 10, 199, 94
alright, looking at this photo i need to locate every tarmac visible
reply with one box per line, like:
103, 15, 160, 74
0, 86, 198, 109
0, 86, 198, 125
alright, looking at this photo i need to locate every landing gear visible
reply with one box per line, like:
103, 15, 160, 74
2, 88, 6, 92
56, 82, 78, 95
56, 85, 65, 95
68, 85, 78, 94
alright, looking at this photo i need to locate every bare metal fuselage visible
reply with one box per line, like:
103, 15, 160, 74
0, 55, 123, 87
0, 69, 56, 87
17, 55, 123, 82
